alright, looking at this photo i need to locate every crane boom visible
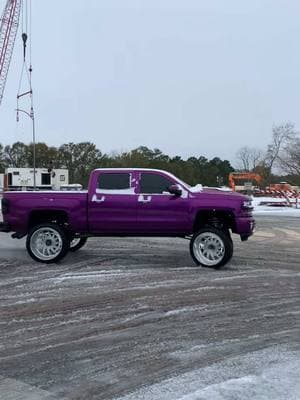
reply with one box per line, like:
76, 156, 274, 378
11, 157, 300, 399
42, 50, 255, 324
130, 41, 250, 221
0, 0, 21, 107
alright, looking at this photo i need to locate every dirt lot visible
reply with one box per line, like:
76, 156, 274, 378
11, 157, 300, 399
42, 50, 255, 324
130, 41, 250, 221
0, 215, 299, 400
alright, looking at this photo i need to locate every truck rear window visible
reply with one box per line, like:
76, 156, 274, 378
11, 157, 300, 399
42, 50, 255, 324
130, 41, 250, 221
98, 173, 130, 190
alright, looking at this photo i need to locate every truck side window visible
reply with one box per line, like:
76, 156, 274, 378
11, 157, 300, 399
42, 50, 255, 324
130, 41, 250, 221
140, 173, 173, 194
98, 173, 130, 190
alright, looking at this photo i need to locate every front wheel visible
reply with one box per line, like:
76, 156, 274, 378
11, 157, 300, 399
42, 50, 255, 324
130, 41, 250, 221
26, 223, 70, 263
69, 237, 88, 252
190, 227, 233, 268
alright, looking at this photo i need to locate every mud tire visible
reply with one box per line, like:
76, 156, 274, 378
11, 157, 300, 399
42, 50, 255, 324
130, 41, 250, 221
69, 237, 88, 252
26, 223, 69, 264
190, 227, 233, 268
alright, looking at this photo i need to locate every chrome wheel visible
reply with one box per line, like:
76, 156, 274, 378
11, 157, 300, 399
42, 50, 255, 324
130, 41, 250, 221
30, 227, 63, 261
193, 232, 225, 266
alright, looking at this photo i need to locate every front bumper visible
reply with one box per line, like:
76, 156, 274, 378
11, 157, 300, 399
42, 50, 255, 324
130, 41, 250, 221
0, 222, 10, 232
235, 216, 256, 241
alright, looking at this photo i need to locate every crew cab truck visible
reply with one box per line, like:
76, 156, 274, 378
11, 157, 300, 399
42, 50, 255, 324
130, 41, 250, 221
0, 168, 255, 268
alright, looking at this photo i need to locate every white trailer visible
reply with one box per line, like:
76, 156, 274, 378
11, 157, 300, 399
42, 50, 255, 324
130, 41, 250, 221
5, 168, 69, 190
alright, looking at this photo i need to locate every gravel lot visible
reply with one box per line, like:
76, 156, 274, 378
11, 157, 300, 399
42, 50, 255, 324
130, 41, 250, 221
0, 215, 299, 399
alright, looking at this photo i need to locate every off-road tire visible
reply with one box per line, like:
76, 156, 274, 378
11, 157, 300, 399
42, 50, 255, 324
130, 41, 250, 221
190, 227, 233, 268
69, 237, 88, 252
26, 223, 70, 264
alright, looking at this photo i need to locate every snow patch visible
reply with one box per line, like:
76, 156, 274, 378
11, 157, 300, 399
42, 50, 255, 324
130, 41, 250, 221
96, 188, 135, 195
165, 305, 207, 316
115, 347, 300, 400
189, 184, 203, 193
253, 196, 300, 216
52, 270, 124, 283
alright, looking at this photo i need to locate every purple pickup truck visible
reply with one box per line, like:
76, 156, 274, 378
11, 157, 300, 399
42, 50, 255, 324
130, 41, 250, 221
0, 168, 255, 268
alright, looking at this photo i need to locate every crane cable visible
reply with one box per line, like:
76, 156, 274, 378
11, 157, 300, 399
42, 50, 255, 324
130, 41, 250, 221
16, 0, 34, 123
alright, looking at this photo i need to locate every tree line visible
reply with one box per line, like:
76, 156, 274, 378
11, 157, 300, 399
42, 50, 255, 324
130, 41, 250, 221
2, 122, 299, 188
0, 142, 234, 188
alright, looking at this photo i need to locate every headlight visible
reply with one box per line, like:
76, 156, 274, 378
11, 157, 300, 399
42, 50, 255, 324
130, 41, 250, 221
242, 200, 253, 209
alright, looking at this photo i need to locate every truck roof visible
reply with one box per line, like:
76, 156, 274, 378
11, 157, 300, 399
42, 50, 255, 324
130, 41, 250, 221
94, 168, 172, 173
93, 168, 191, 189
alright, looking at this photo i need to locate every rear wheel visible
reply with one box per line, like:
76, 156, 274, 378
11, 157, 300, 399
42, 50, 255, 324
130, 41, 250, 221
190, 227, 233, 268
26, 223, 69, 263
69, 237, 88, 252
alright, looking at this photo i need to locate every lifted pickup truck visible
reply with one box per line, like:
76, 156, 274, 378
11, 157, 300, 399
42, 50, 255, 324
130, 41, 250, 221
0, 168, 255, 268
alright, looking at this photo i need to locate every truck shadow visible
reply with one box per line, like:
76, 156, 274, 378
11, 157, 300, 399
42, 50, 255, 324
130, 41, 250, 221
0, 235, 240, 271
63, 248, 239, 272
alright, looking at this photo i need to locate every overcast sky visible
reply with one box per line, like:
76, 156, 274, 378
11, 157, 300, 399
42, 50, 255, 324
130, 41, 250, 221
1, 0, 300, 163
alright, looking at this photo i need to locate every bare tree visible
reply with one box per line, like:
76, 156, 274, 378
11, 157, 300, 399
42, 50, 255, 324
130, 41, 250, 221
265, 123, 296, 174
278, 136, 300, 175
236, 146, 263, 171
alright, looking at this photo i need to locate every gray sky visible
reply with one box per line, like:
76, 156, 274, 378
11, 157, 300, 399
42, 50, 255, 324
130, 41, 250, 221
1, 0, 300, 163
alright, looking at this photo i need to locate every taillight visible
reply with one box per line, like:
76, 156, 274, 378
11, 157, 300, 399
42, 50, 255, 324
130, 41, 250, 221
1, 198, 9, 214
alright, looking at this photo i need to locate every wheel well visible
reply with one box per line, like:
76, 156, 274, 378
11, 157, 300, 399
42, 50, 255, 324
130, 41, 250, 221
193, 210, 235, 233
28, 210, 69, 230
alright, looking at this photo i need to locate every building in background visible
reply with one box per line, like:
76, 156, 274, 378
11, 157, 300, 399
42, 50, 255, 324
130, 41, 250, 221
4, 168, 69, 191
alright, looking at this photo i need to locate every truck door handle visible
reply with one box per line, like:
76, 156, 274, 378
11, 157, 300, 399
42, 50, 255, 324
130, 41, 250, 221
138, 195, 152, 203
92, 194, 105, 203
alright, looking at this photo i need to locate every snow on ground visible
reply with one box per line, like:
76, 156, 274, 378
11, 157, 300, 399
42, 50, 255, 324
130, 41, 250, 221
252, 196, 300, 216
0, 216, 299, 399
115, 346, 300, 400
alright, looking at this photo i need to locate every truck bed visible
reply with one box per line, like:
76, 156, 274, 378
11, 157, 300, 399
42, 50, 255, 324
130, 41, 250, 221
2, 191, 88, 234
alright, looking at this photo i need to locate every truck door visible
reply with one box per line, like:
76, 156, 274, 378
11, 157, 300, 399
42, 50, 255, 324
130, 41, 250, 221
88, 171, 138, 233
136, 171, 191, 234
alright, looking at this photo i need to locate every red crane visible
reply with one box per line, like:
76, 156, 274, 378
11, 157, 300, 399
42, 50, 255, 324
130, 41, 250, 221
0, 0, 21, 107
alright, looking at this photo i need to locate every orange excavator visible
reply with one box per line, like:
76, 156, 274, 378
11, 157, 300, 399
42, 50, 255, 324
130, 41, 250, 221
229, 172, 263, 191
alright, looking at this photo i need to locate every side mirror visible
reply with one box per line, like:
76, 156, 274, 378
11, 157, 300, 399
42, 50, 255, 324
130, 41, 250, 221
168, 184, 182, 196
